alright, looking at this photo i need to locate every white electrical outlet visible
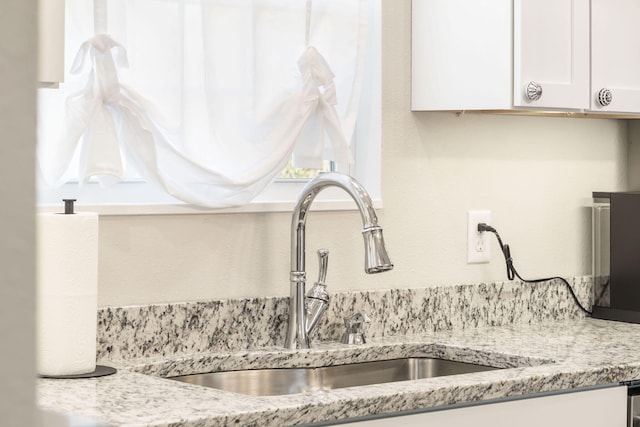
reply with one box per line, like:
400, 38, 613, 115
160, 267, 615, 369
467, 210, 491, 264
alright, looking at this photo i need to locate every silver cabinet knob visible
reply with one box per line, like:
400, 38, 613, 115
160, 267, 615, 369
525, 81, 543, 101
597, 88, 612, 107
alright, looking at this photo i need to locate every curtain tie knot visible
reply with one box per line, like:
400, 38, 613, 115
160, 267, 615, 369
70, 34, 129, 104
298, 46, 338, 106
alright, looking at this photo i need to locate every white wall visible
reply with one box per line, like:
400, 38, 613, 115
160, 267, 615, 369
0, 0, 37, 424
628, 121, 640, 189
97, 0, 628, 307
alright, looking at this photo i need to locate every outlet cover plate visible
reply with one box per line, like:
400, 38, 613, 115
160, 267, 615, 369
468, 210, 491, 264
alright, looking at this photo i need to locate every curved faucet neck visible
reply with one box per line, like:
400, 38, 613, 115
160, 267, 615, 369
290, 173, 379, 273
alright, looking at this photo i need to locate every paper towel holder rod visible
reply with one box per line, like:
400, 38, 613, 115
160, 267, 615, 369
62, 198, 76, 214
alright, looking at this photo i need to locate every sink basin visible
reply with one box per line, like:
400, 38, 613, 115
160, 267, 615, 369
169, 357, 501, 396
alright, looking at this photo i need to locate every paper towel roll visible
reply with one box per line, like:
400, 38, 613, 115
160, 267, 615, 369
36, 211, 99, 376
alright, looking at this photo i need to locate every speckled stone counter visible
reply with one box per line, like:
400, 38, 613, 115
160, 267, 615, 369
38, 278, 640, 426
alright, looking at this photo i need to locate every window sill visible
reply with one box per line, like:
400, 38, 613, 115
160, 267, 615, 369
38, 176, 383, 216
37, 198, 384, 216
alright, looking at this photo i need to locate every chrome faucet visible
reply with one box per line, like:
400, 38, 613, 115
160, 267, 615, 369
284, 172, 393, 349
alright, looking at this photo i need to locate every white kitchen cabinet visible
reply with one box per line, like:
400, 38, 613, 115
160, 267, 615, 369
412, 0, 640, 115
591, 0, 640, 114
339, 385, 626, 426
411, 0, 513, 111
513, 0, 589, 110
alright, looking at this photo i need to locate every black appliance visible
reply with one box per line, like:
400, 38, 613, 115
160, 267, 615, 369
592, 191, 640, 323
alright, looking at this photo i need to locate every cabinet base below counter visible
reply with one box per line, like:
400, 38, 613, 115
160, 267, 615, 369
313, 385, 626, 427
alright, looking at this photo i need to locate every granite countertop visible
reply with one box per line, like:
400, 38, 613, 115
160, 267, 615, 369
37, 317, 640, 426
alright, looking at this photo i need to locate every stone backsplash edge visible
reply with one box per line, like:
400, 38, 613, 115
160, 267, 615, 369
97, 276, 592, 362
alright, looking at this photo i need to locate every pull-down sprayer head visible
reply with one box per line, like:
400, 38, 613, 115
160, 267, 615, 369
362, 226, 393, 274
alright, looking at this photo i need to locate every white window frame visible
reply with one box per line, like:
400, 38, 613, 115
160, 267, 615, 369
37, 1, 381, 216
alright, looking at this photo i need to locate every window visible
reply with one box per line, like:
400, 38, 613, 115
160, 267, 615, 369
37, 0, 381, 215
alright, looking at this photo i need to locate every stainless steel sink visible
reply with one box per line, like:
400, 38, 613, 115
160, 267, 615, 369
169, 357, 500, 396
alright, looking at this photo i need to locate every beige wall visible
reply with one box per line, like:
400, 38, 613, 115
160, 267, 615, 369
628, 121, 640, 190
0, 0, 37, 424
97, 1, 628, 307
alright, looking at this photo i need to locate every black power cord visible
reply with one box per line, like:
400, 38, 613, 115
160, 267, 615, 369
477, 223, 592, 316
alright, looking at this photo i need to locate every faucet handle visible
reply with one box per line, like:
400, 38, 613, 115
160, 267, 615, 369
316, 248, 329, 286
341, 312, 371, 345
307, 249, 329, 304
304, 249, 331, 335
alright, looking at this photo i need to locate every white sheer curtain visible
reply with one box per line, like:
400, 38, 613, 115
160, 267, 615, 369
37, 0, 368, 208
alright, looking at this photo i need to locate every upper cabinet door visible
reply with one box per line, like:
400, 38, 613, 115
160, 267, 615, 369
591, 0, 640, 114
513, 0, 590, 110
